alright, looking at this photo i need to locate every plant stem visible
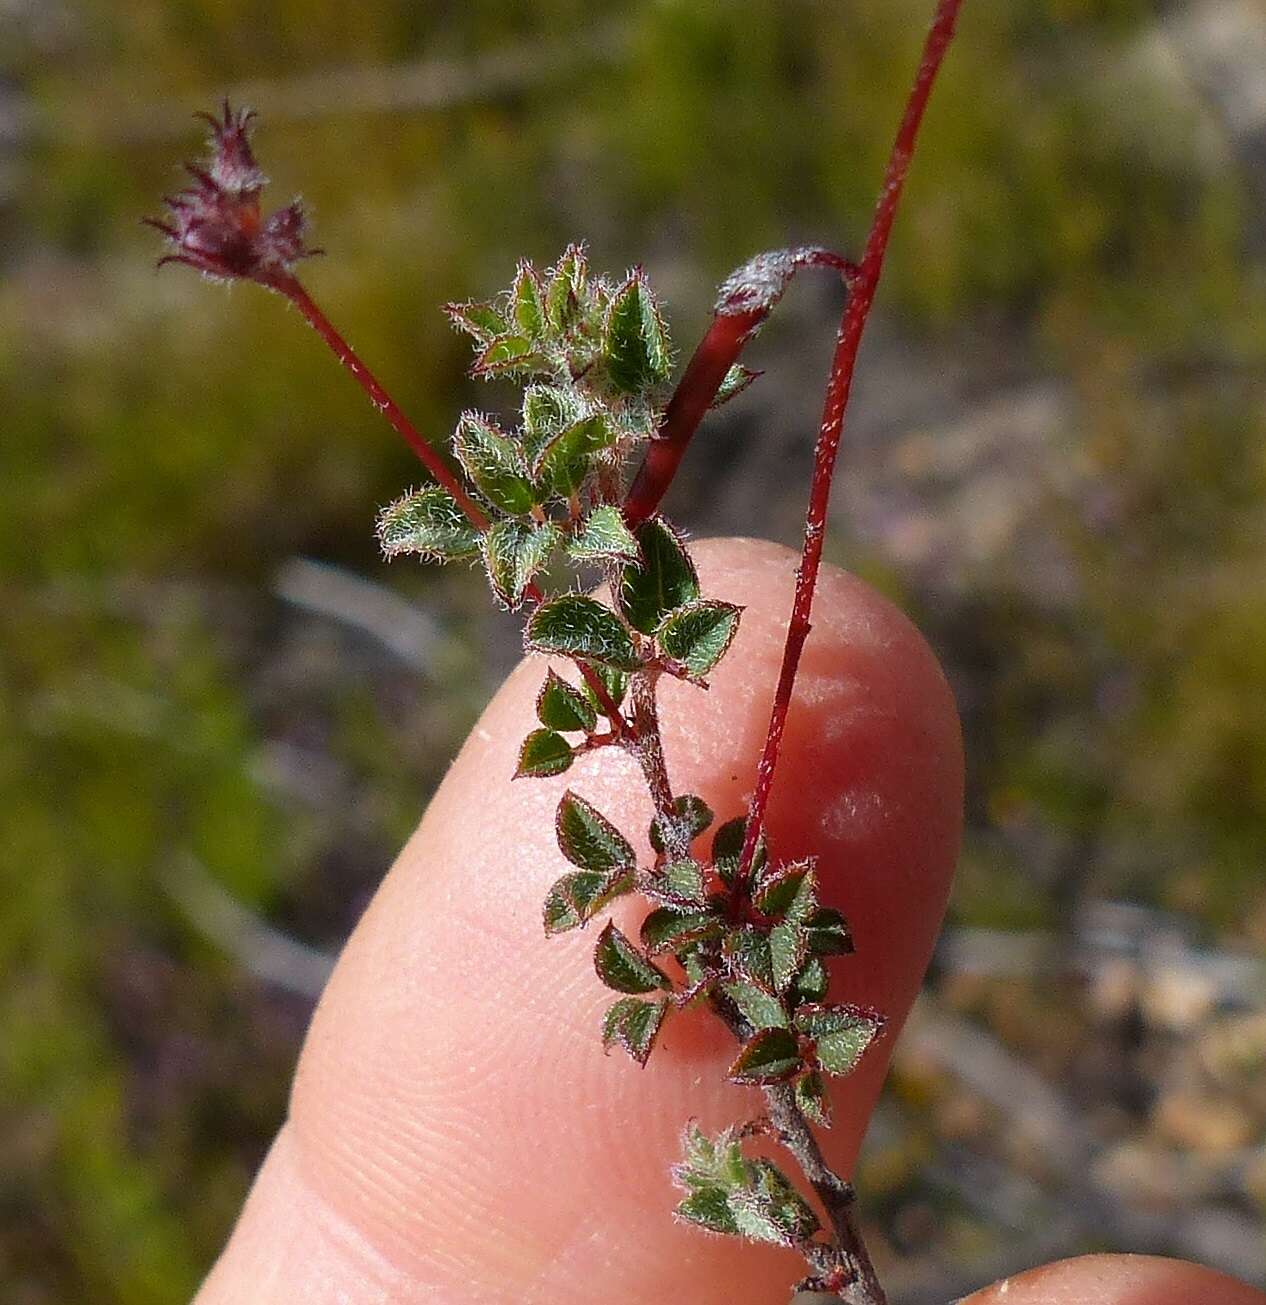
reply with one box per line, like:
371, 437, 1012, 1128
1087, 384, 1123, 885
265, 270, 490, 530
737, 0, 965, 882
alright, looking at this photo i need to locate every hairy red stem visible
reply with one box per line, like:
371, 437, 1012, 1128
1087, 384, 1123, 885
738, 0, 964, 881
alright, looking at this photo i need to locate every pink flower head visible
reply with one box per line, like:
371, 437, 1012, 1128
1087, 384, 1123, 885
146, 101, 318, 284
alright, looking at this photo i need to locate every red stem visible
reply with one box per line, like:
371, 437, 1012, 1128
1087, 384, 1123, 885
266, 270, 490, 531
737, 0, 964, 881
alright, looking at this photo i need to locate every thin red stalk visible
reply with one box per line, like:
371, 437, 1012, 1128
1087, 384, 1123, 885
266, 270, 490, 530
737, 0, 964, 881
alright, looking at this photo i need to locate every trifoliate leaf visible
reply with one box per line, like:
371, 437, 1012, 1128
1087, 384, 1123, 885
657, 600, 742, 680
581, 663, 629, 715
542, 867, 634, 935
794, 1004, 884, 1077
452, 412, 537, 515
481, 518, 559, 609
794, 1070, 831, 1127
751, 859, 817, 920
710, 363, 761, 409
604, 271, 672, 394
601, 995, 669, 1065
443, 298, 509, 346
375, 486, 482, 561
793, 955, 829, 1004
545, 244, 588, 333
566, 504, 640, 565
646, 857, 708, 907
616, 518, 699, 634
675, 1186, 740, 1237
649, 794, 714, 855
640, 907, 724, 956
526, 595, 640, 671
471, 333, 545, 378
534, 414, 618, 497
727, 1027, 801, 1085
677, 1124, 746, 1190
511, 260, 546, 338
722, 980, 788, 1030
536, 670, 597, 734
729, 1161, 819, 1246
515, 728, 573, 779
594, 922, 671, 994
769, 920, 809, 993
555, 790, 635, 876
804, 906, 854, 956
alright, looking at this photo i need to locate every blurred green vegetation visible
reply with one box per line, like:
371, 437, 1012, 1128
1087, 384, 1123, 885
2, 0, 1264, 1299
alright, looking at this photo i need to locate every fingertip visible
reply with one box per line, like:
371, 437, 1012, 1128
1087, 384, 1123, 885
962, 1254, 1266, 1305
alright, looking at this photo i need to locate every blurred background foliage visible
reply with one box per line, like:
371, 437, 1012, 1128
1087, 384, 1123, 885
1, 0, 1264, 1300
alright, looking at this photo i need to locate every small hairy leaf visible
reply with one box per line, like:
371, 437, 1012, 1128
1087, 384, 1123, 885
515, 728, 573, 779
640, 907, 723, 956
731, 1160, 820, 1246
710, 363, 761, 408
751, 859, 816, 920
601, 995, 669, 1065
521, 383, 585, 462
545, 244, 588, 333
675, 1186, 739, 1237
769, 920, 809, 993
375, 486, 482, 561
722, 980, 788, 1031
594, 922, 671, 994
722, 927, 773, 987
795, 1070, 831, 1127
649, 793, 714, 855
581, 663, 629, 714
676, 1124, 746, 1190
657, 600, 742, 680
534, 414, 617, 496
805, 906, 854, 957
443, 298, 508, 345
604, 271, 672, 394
472, 333, 545, 379
555, 790, 635, 876
453, 412, 536, 515
566, 504, 640, 565
793, 955, 829, 1004
481, 518, 558, 609
536, 670, 597, 734
617, 518, 699, 634
526, 595, 640, 671
795, 1004, 884, 1076
511, 260, 546, 337
646, 858, 708, 907
542, 868, 633, 935
728, 1027, 801, 1085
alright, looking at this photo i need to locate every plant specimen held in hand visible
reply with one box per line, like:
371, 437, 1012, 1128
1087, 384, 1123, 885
149, 3, 963, 1300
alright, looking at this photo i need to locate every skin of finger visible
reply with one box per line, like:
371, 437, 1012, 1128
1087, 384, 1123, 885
196, 537, 964, 1305
960, 1254, 1266, 1305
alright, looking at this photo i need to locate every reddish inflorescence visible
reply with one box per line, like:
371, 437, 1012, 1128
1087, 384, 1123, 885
146, 101, 317, 285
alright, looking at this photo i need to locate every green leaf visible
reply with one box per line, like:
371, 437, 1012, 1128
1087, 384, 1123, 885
534, 414, 617, 496
711, 816, 746, 863
481, 518, 558, 608
581, 663, 628, 714
658, 600, 743, 680
526, 595, 640, 671
375, 486, 481, 561
769, 920, 808, 993
751, 859, 816, 920
617, 518, 699, 634
727, 1027, 801, 1085
566, 504, 640, 565
515, 728, 573, 779
805, 907, 854, 956
511, 260, 546, 337
641, 907, 724, 956
443, 298, 508, 345
710, 363, 761, 408
722, 927, 773, 987
594, 922, 671, 994
521, 384, 584, 463
649, 794, 714, 855
545, 244, 589, 333
472, 333, 545, 378
677, 1124, 746, 1190
730, 1160, 819, 1246
794, 1004, 884, 1076
793, 955, 829, 1004
555, 790, 635, 876
646, 857, 708, 907
794, 1070, 831, 1127
722, 980, 788, 1030
542, 867, 633, 935
604, 271, 672, 394
675, 1186, 740, 1237
601, 995, 669, 1065
452, 412, 537, 515
536, 670, 597, 733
